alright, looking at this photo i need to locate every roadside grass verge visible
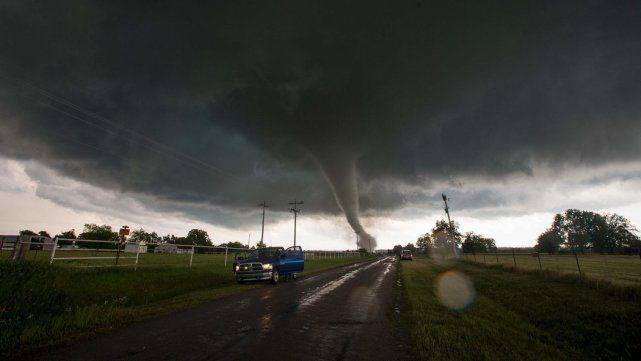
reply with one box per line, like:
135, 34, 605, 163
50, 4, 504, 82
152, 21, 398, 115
400, 257, 641, 360
1, 255, 372, 357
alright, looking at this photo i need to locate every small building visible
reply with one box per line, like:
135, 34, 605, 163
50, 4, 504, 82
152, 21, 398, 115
154, 243, 192, 254
125, 243, 148, 253
1, 235, 54, 251
1, 235, 18, 252
154, 243, 178, 254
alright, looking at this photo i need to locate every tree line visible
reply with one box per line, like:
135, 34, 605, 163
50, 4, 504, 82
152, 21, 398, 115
535, 209, 640, 254
396, 220, 497, 255
398, 208, 640, 256
18, 224, 264, 249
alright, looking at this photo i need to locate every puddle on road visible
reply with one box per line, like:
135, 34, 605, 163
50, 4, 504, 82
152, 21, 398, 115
236, 298, 250, 310
258, 313, 273, 337
297, 259, 386, 310
346, 259, 395, 322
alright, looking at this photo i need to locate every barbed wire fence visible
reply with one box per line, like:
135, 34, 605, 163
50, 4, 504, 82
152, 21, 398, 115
461, 249, 641, 285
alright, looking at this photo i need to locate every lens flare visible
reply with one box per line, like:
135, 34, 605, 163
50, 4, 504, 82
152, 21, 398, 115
434, 270, 476, 310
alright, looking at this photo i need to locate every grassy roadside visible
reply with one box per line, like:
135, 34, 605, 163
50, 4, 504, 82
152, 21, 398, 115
399, 257, 641, 360
1, 255, 373, 357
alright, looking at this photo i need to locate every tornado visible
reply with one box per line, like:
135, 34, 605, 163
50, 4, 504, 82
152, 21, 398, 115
312, 152, 377, 250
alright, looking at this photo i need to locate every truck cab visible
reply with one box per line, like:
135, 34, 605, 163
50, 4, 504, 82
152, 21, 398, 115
233, 246, 304, 284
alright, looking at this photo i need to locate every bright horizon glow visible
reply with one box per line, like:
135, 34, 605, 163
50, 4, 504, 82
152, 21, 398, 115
2, 157, 641, 250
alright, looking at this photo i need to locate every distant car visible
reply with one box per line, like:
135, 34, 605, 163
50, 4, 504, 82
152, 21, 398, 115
233, 246, 304, 284
400, 249, 413, 260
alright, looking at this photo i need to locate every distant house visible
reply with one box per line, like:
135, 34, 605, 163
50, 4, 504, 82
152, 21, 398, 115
154, 243, 192, 254
125, 243, 148, 253
1, 235, 54, 251
154, 243, 177, 253
0, 235, 18, 250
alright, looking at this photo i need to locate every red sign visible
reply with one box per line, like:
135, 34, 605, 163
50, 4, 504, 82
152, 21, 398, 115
119, 226, 130, 237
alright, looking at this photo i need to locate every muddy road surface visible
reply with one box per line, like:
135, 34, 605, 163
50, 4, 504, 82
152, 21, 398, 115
21, 256, 408, 361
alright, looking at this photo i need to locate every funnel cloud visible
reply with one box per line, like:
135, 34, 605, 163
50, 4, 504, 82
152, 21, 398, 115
313, 152, 376, 249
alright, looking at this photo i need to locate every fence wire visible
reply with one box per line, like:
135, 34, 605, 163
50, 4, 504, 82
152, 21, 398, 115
461, 251, 641, 285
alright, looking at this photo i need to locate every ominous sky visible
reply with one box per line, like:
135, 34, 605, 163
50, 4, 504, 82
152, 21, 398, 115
1, 1, 641, 248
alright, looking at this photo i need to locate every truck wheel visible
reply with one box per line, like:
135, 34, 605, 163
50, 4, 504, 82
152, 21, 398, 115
292, 273, 297, 280
270, 269, 280, 284
236, 279, 244, 284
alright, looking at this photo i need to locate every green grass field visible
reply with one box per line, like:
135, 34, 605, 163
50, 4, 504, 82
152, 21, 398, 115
400, 257, 641, 360
461, 253, 641, 285
0, 254, 372, 357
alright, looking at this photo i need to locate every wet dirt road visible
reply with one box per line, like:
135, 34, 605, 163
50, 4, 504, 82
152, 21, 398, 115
22, 256, 408, 361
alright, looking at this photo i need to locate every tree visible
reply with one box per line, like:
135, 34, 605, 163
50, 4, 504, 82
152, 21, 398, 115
602, 214, 640, 251
162, 234, 188, 244
416, 233, 433, 254
461, 232, 496, 253
130, 229, 161, 244
431, 220, 462, 249
19, 230, 37, 236
78, 224, 118, 249
562, 209, 606, 252
392, 244, 403, 255
404, 243, 417, 253
79, 224, 118, 240
38, 230, 51, 238
536, 210, 640, 253
535, 228, 564, 254
55, 230, 76, 239
219, 241, 247, 249
186, 229, 212, 246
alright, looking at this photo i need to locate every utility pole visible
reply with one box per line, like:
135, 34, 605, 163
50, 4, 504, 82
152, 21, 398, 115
288, 199, 303, 247
258, 201, 268, 245
247, 233, 251, 248
442, 193, 453, 228
441, 193, 457, 257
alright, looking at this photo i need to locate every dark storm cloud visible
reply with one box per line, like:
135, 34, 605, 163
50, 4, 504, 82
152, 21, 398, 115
1, 1, 641, 246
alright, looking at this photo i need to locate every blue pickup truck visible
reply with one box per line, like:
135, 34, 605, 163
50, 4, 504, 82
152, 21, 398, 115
233, 246, 304, 284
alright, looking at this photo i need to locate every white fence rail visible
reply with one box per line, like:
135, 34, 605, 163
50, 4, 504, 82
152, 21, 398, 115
1, 236, 366, 269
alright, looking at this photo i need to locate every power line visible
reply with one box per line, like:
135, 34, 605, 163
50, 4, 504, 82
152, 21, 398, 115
0, 72, 240, 181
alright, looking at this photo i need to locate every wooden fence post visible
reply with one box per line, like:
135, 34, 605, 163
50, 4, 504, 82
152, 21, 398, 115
12, 235, 30, 261
495, 251, 499, 263
537, 253, 542, 270
115, 240, 121, 265
135, 242, 140, 268
512, 248, 517, 268
574, 251, 582, 278
50, 237, 58, 265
